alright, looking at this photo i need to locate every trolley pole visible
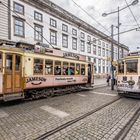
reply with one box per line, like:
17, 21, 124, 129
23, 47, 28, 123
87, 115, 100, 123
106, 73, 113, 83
111, 25, 114, 90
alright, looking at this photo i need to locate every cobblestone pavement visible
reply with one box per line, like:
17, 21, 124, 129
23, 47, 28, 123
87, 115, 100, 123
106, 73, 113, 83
0, 87, 139, 140
124, 106, 140, 140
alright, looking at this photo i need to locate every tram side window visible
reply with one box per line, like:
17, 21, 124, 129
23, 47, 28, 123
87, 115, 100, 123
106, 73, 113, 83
126, 60, 138, 74
69, 63, 75, 75
6, 55, 12, 71
63, 62, 69, 75
0, 53, 2, 72
15, 55, 21, 71
54, 61, 61, 75
118, 61, 124, 74
45, 60, 53, 75
34, 58, 43, 74
76, 64, 80, 75
81, 64, 85, 75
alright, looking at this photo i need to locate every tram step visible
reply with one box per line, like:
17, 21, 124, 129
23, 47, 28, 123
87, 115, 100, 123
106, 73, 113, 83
3, 92, 24, 101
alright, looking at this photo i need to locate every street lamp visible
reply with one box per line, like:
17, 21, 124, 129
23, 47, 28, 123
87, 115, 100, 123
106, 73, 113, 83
102, 0, 139, 60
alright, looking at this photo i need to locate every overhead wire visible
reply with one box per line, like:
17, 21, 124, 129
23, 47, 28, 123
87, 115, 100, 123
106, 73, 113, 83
124, 0, 140, 28
71, 0, 111, 34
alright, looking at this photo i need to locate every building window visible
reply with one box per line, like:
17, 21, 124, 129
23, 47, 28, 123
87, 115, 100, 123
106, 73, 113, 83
87, 44, 91, 53
62, 24, 68, 32
50, 30, 57, 45
93, 45, 96, 55
106, 49, 108, 56
106, 44, 108, 48
34, 11, 43, 22
14, 18, 24, 37
98, 47, 101, 56
98, 40, 101, 45
14, 2, 24, 15
50, 18, 57, 28
93, 38, 96, 44
81, 32, 85, 39
62, 34, 68, 48
87, 35, 91, 41
72, 38, 77, 50
81, 41, 85, 52
72, 28, 77, 36
103, 48, 105, 57
98, 59, 101, 73
102, 42, 105, 47
34, 24, 43, 42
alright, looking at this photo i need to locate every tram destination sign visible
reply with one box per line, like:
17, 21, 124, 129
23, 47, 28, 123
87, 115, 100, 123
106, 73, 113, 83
63, 52, 80, 60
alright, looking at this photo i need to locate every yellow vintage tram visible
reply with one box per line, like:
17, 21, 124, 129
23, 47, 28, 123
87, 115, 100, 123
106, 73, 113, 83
117, 51, 140, 98
0, 43, 94, 101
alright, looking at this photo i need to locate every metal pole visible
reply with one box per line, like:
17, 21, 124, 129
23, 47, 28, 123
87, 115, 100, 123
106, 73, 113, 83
111, 25, 114, 90
118, 6, 120, 60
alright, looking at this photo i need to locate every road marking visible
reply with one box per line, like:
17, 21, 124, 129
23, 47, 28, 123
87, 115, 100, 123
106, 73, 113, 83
40, 106, 69, 118
0, 110, 9, 118
77, 94, 86, 97
90, 91, 117, 96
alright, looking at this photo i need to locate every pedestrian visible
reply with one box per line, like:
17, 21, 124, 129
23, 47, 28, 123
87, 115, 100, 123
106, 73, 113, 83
106, 74, 111, 86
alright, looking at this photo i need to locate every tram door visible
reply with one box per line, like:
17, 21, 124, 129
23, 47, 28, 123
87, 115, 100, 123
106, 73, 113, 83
88, 63, 94, 84
4, 54, 22, 93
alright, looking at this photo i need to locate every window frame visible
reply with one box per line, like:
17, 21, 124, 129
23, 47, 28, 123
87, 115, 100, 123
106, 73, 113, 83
62, 34, 68, 48
50, 18, 57, 28
13, 2, 24, 15
54, 61, 61, 75
34, 11, 43, 22
81, 32, 85, 39
81, 64, 85, 75
87, 43, 91, 53
81, 40, 85, 52
34, 24, 43, 42
33, 58, 44, 75
62, 24, 68, 32
62, 61, 69, 75
72, 28, 77, 36
14, 17, 25, 37
126, 60, 138, 75
45, 59, 54, 75
50, 30, 57, 45
72, 37, 77, 50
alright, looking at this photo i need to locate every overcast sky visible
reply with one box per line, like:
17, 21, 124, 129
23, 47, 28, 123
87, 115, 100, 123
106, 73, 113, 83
50, 0, 140, 51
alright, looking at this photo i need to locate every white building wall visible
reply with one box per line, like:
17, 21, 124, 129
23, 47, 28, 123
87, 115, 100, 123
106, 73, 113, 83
0, 0, 9, 40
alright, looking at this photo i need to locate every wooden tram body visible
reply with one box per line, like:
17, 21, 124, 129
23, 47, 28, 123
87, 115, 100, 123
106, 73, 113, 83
117, 51, 140, 98
0, 44, 94, 101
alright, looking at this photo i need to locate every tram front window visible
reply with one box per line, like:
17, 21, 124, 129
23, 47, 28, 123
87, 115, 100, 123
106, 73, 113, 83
0, 53, 2, 72
118, 61, 124, 74
126, 59, 138, 74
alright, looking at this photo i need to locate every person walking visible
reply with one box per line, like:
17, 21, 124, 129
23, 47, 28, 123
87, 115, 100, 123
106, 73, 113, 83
106, 74, 111, 86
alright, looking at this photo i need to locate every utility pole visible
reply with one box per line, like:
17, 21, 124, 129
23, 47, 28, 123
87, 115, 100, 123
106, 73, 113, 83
111, 25, 114, 90
117, 6, 120, 60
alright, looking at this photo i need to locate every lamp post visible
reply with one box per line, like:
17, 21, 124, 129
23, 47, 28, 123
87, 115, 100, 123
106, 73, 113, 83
111, 25, 114, 90
102, 0, 139, 60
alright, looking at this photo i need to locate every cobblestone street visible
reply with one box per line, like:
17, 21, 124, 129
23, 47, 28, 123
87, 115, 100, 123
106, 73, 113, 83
0, 86, 140, 140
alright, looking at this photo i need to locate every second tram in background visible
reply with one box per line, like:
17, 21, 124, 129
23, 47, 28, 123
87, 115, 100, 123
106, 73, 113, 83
117, 51, 140, 98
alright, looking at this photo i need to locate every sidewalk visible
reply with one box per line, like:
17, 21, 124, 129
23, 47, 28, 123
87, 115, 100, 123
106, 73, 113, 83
93, 78, 107, 88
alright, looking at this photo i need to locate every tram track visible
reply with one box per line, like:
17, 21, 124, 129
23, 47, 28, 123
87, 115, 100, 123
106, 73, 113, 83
34, 97, 121, 140
114, 106, 140, 140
